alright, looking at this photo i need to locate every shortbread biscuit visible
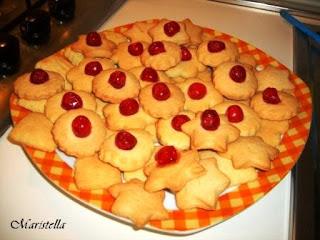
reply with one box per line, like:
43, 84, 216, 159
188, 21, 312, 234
74, 154, 121, 190
52, 109, 106, 157
99, 130, 154, 171
123, 168, 147, 182
178, 78, 223, 113
141, 41, 181, 70
139, 82, 185, 119
95, 98, 108, 118
238, 53, 257, 68
148, 19, 190, 45
197, 39, 239, 67
196, 67, 212, 83
176, 157, 230, 210
17, 98, 47, 113
9, 113, 56, 152
219, 136, 279, 170
182, 18, 203, 45
101, 30, 128, 45
123, 21, 156, 44
214, 62, 258, 100
63, 46, 84, 65
45, 90, 97, 122
109, 179, 168, 228
93, 69, 140, 103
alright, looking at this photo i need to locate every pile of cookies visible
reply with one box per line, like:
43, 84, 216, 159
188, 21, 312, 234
9, 19, 299, 228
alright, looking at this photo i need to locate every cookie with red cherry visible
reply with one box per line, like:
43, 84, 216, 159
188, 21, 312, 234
45, 90, 97, 122
52, 109, 106, 157
213, 61, 258, 100
99, 130, 154, 171
111, 41, 148, 70
181, 109, 240, 152
93, 68, 140, 103
250, 87, 299, 120
156, 111, 195, 150
178, 78, 223, 113
144, 147, 205, 192
197, 39, 239, 67
148, 19, 190, 45
123, 21, 156, 44
103, 98, 156, 130
139, 82, 185, 119
140, 41, 181, 70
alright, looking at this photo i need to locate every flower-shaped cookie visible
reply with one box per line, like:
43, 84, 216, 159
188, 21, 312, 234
101, 30, 128, 45
182, 18, 203, 45
129, 66, 171, 88
123, 21, 156, 44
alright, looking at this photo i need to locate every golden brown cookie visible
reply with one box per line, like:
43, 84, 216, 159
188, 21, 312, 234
196, 67, 213, 83
99, 130, 154, 171
139, 82, 185, 119
123, 21, 156, 44
213, 62, 258, 100
101, 30, 128, 45
74, 154, 121, 190
182, 18, 203, 45
93, 69, 140, 103
63, 46, 84, 65
95, 98, 108, 118
109, 179, 168, 228
17, 98, 47, 113
123, 168, 147, 182
52, 109, 106, 157
9, 113, 56, 152
238, 53, 257, 68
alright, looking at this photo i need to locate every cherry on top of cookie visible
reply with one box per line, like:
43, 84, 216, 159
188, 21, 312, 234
128, 42, 144, 56
152, 82, 170, 101
140, 67, 159, 82
109, 70, 126, 89
84, 61, 103, 76
72, 115, 91, 138
263, 87, 281, 104
226, 105, 244, 123
187, 82, 207, 100
86, 31, 102, 46
61, 92, 83, 110
115, 130, 137, 150
30, 69, 49, 84
164, 21, 180, 37
155, 145, 179, 167
201, 109, 220, 131
207, 40, 226, 53
119, 98, 139, 116
171, 114, 191, 132
148, 41, 166, 55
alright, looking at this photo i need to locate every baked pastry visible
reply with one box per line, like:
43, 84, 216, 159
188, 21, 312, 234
52, 109, 106, 157
196, 67, 212, 83
129, 66, 171, 88
213, 62, 258, 100
67, 57, 116, 93
99, 130, 154, 171
109, 179, 168, 228
140, 41, 181, 70
63, 46, 84, 66
182, 18, 203, 45
238, 53, 257, 68
101, 30, 128, 45
176, 157, 230, 210
95, 98, 108, 118
214, 101, 261, 136
250, 87, 299, 120
165, 46, 206, 79
144, 147, 205, 192
148, 19, 190, 45
181, 109, 240, 151
45, 90, 97, 122
178, 78, 223, 113
9, 112, 56, 152
219, 136, 279, 170
156, 111, 195, 150
111, 41, 148, 70
14, 69, 64, 100
123, 21, 156, 44
103, 98, 156, 130
123, 168, 147, 182
197, 39, 239, 67
139, 82, 185, 119
93, 69, 140, 103
17, 98, 47, 113
74, 154, 121, 190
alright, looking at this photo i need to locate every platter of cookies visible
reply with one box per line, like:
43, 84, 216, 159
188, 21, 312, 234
8, 19, 312, 233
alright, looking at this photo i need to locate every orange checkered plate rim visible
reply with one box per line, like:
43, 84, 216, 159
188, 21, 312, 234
9, 19, 312, 235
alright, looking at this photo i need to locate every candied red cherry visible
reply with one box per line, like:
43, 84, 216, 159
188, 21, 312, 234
188, 82, 207, 100
108, 70, 126, 89
181, 46, 192, 61
171, 114, 191, 131
140, 67, 159, 82
86, 32, 102, 46
115, 131, 137, 150
201, 109, 220, 131
148, 41, 165, 55
155, 146, 179, 166
263, 87, 281, 104
30, 69, 49, 84
164, 21, 180, 37
152, 82, 170, 101
119, 98, 139, 116
128, 42, 143, 56
72, 115, 91, 138
61, 92, 83, 110
229, 65, 246, 83
84, 61, 103, 76
207, 40, 226, 53
226, 105, 244, 123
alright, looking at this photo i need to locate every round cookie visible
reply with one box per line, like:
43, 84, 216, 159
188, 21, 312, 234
197, 39, 239, 67
93, 68, 140, 103
214, 61, 258, 100
52, 109, 106, 157
99, 129, 154, 171
14, 69, 64, 100
178, 78, 224, 113
140, 41, 181, 70
45, 90, 97, 122
139, 82, 185, 119
129, 66, 171, 88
